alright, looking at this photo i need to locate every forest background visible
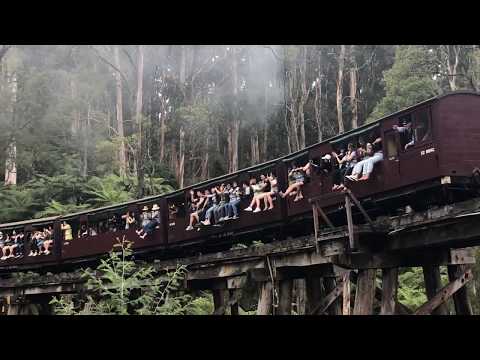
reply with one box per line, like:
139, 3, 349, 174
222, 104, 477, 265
1, 44, 480, 313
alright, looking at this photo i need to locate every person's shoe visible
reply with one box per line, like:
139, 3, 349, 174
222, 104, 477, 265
267, 206, 274, 210
232, 215, 239, 219
358, 175, 369, 181
253, 208, 261, 213
1, 256, 6, 260
244, 207, 253, 211
186, 226, 194, 231
223, 216, 231, 221
201, 220, 210, 226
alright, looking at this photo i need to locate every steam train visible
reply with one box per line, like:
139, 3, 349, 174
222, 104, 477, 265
1, 91, 480, 272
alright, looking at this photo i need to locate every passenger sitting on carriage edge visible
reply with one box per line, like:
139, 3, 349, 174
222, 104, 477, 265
332, 142, 357, 191
215, 184, 231, 221
280, 162, 308, 202
346, 137, 383, 182
136, 204, 161, 239
244, 177, 268, 212
261, 174, 278, 210
186, 190, 206, 231
122, 211, 136, 230
0, 232, 10, 260
42, 227, 53, 255
61, 221, 73, 242
227, 181, 242, 219
201, 188, 219, 226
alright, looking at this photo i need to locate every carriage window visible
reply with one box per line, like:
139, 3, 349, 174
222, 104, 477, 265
385, 131, 398, 160
414, 108, 431, 143
398, 114, 413, 150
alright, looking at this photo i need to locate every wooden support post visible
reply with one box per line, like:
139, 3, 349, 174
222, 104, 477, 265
295, 279, 306, 315
351, 271, 412, 314
317, 204, 335, 229
229, 289, 239, 315
257, 281, 273, 315
447, 265, 473, 315
423, 265, 449, 315
380, 268, 398, 315
312, 204, 320, 253
345, 195, 355, 250
306, 276, 324, 314
212, 289, 228, 315
346, 190, 376, 231
342, 272, 351, 315
353, 269, 376, 315
277, 279, 293, 315
415, 268, 473, 315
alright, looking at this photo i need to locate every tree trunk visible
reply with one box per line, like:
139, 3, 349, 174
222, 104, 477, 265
177, 128, 185, 188
250, 130, 260, 165
200, 135, 209, 180
82, 104, 91, 178
4, 72, 17, 186
297, 45, 308, 150
114, 45, 127, 177
314, 50, 323, 142
135, 45, 145, 198
336, 45, 346, 134
443, 45, 461, 92
70, 78, 80, 135
228, 47, 240, 173
349, 45, 359, 129
262, 83, 269, 161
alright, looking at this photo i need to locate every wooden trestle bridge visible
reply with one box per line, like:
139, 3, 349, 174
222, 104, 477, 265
1, 193, 479, 315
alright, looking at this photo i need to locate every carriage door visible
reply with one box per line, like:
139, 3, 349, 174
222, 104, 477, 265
383, 129, 401, 190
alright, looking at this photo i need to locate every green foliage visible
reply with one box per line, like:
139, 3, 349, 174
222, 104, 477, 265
36, 199, 89, 218
84, 175, 133, 207
0, 186, 40, 222
368, 46, 439, 122
397, 267, 427, 310
50, 237, 208, 315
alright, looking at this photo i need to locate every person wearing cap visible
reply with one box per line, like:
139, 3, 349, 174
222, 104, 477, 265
140, 206, 151, 228
137, 204, 161, 239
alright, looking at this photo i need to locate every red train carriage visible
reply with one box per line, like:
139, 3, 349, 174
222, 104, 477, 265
1, 91, 480, 271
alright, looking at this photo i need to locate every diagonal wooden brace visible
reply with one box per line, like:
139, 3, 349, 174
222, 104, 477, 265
310, 277, 345, 315
414, 268, 473, 315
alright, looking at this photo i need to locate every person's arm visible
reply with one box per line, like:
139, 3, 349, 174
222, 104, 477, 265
373, 137, 382, 145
